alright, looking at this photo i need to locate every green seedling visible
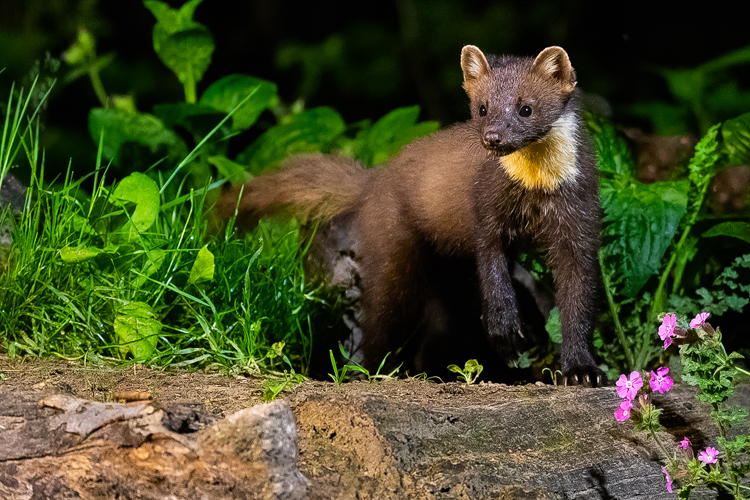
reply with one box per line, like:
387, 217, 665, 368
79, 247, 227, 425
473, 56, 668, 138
542, 367, 563, 386
447, 359, 483, 384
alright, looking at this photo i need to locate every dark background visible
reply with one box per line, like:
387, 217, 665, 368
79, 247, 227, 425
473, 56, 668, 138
1, 0, 749, 177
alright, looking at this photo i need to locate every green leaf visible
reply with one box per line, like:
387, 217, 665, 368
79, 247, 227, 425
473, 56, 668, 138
188, 245, 215, 284
208, 155, 252, 185
702, 221, 750, 244
111, 172, 161, 237
722, 111, 750, 166
237, 107, 346, 174
354, 106, 438, 166
115, 301, 161, 360
585, 113, 636, 179
545, 307, 562, 344
59, 246, 102, 263
603, 180, 689, 297
88, 108, 187, 167
144, 0, 213, 91
200, 74, 278, 130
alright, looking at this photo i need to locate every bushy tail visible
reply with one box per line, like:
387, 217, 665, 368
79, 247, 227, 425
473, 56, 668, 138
217, 153, 371, 228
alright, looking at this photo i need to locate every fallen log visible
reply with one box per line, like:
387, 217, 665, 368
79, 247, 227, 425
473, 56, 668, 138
1, 380, 747, 499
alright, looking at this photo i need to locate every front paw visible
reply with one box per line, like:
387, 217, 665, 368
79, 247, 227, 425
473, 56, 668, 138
486, 322, 526, 360
562, 364, 606, 387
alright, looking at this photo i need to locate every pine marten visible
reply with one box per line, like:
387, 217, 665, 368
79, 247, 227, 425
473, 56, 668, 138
222, 45, 603, 386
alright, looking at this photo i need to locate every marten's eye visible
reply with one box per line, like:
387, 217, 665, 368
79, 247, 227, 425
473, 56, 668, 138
479, 105, 487, 117
519, 105, 532, 117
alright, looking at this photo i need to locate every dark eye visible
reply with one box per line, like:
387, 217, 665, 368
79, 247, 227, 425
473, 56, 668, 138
519, 105, 532, 117
479, 104, 487, 117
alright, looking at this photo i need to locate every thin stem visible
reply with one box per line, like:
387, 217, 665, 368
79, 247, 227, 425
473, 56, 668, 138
649, 225, 690, 322
599, 252, 635, 370
88, 65, 108, 108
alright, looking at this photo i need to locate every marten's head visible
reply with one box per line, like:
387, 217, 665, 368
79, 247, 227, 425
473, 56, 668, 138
461, 45, 577, 157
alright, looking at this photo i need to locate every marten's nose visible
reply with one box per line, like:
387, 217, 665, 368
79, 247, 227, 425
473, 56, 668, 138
483, 130, 502, 148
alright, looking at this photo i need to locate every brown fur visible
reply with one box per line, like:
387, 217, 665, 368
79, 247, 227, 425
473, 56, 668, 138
222, 46, 602, 385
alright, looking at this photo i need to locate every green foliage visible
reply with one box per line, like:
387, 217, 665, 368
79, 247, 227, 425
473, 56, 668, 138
447, 359, 483, 384
64, 3, 438, 193
0, 98, 340, 372
589, 110, 750, 374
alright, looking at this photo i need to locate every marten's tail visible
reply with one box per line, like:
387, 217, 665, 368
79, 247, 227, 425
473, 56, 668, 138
217, 153, 371, 229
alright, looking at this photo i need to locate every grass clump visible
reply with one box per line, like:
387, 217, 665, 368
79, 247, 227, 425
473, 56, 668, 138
0, 84, 339, 377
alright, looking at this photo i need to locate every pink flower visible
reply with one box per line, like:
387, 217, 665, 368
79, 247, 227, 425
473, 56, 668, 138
658, 314, 676, 349
698, 446, 719, 464
662, 466, 673, 493
690, 312, 710, 328
650, 367, 674, 394
615, 399, 633, 421
679, 436, 691, 449
616, 371, 643, 400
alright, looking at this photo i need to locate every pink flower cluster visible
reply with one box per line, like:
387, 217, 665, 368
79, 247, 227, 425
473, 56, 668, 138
659, 311, 710, 349
613, 368, 674, 422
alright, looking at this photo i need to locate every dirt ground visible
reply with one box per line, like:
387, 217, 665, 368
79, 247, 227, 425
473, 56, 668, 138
0, 354, 530, 415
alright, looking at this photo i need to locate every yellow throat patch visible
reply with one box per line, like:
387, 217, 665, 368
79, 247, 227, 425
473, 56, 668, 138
501, 113, 579, 191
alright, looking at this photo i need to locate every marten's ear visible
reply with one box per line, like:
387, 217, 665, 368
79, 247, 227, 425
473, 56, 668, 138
532, 46, 577, 94
461, 45, 491, 98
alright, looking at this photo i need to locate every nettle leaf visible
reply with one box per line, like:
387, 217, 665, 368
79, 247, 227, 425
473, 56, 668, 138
89, 108, 187, 166
354, 106, 438, 166
603, 180, 689, 298
703, 221, 750, 244
111, 172, 161, 237
722, 111, 750, 166
115, 301, 161, 360
144, 0, 214, 89
200, 74, 278, 131
188, 245, 215, 285
585, 113, 636, 179
237, 107, 346, 174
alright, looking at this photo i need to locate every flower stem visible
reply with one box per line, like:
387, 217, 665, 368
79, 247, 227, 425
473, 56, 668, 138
599, 252, 636, 370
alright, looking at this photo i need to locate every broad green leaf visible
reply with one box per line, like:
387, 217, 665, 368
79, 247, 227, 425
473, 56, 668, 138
88, 108, 187, 166
59, 246, 102, 263
111, 172, 160, 236
702, 221, 750, 244
208, 155, 252, 185
200, 75, 278, 130
237, 107, 346, 174
144, 0, 213, 91
545, 307, 562, 344
603, 180, 689, 297
188, 245, 215, 284
115, 301, 161, 360
722, 111, 750, 166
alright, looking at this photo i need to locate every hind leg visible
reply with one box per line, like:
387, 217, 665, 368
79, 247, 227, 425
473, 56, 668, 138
356, 201, 425, 371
